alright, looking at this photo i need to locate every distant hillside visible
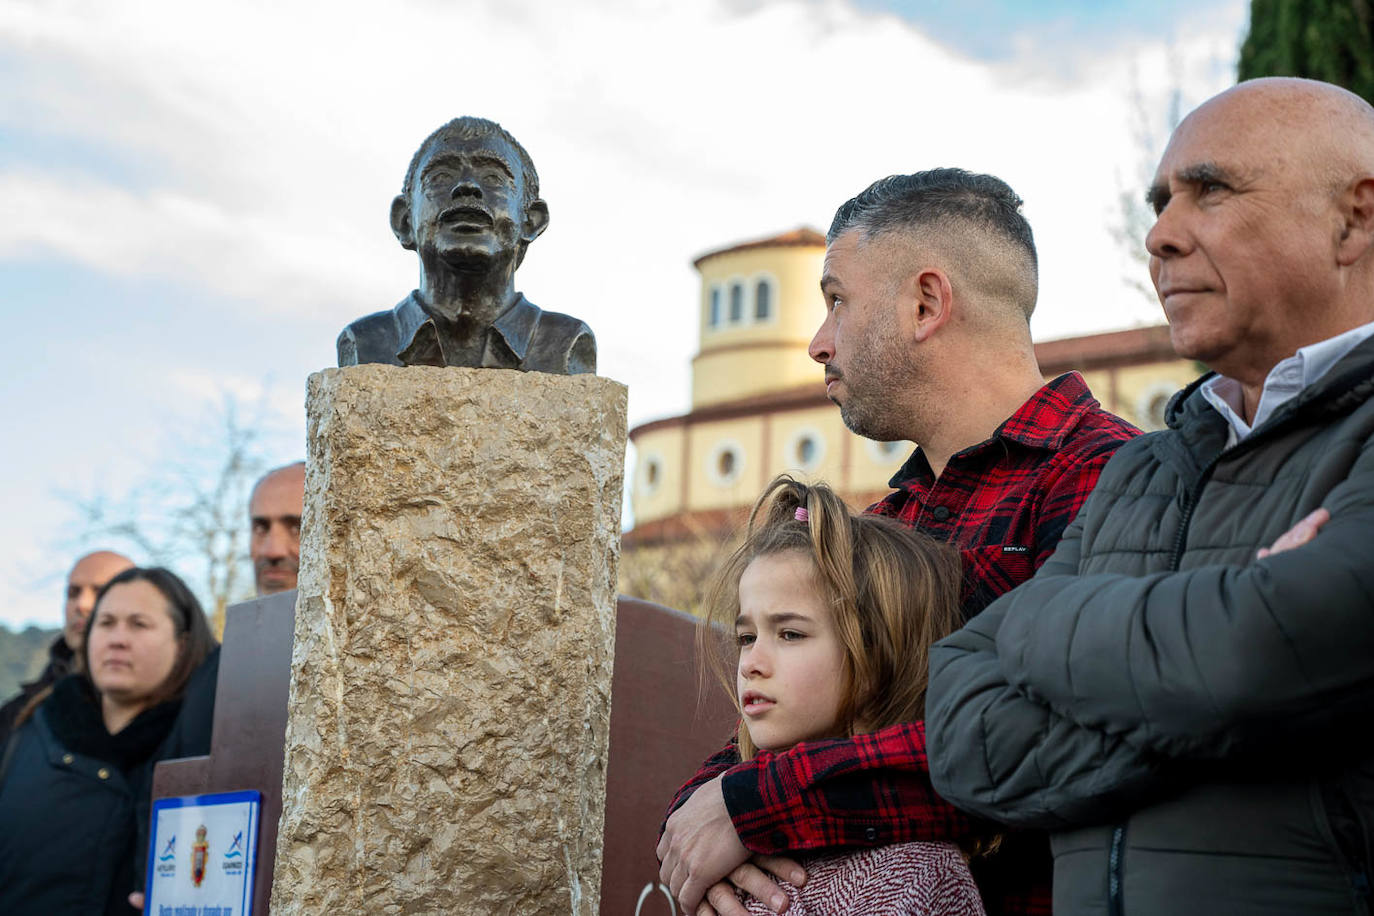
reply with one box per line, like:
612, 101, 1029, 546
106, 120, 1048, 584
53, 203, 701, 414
0, 625, 60, 701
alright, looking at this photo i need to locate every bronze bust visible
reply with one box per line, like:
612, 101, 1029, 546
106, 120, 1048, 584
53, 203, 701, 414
337, 117, 595, 374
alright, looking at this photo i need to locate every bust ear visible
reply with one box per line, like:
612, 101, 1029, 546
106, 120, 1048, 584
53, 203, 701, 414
523, 198, 550, 243
390, 194, 416, 251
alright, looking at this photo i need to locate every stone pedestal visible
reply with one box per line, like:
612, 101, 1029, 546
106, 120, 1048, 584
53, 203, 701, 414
270, 365, 626, 915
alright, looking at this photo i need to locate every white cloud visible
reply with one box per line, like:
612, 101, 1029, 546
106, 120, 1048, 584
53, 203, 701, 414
0, 0, 1247, 627
0, 0, 1242, 342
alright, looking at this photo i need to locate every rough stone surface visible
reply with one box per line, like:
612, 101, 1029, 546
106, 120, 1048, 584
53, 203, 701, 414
270, 365, 627, 915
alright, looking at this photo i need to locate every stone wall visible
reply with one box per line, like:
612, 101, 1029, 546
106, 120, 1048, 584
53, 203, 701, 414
270, 365, 627, 915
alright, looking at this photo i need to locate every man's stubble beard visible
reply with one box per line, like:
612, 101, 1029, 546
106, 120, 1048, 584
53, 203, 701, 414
836, 332, 926, 444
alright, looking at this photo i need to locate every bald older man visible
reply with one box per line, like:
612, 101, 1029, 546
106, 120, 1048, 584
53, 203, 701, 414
927, 78, 1374, 915
0, 550, 134, 748
250, 462, 304, 595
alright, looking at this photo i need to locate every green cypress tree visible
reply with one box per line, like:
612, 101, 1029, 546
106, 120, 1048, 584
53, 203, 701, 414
1239, 0, 1374, 104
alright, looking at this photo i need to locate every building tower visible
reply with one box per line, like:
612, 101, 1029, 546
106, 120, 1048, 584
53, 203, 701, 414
625, 228, 910, 548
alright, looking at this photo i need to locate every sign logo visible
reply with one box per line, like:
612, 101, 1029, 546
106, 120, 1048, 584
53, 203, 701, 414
155, 835, 177, 879
191, 825, 209, 888
225, 831, 244, 859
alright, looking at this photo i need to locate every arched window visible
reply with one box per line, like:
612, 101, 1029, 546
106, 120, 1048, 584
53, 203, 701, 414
755, 279, 772, 320
708, 287, 721, 327
729, 283, 743, 323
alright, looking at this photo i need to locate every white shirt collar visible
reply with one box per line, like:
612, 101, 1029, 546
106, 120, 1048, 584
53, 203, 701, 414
1200, 319, 1374, 446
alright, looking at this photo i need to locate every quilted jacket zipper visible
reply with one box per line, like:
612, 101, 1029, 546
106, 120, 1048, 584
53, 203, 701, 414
1108, 824, 1127, 916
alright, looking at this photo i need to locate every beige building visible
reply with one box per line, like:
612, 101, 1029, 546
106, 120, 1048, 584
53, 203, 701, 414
620, 228, 1203, 605
627, 228, 910, 547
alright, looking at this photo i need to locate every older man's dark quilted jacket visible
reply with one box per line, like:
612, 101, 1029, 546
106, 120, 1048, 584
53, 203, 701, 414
929, 336, 1374, 916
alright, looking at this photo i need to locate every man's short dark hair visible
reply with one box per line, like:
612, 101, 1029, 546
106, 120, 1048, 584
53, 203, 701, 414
828, 168, 1037, 273
401, 117, 540, 204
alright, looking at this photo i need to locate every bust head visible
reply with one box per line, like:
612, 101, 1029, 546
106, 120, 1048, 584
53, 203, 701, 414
390, 117, 549, 277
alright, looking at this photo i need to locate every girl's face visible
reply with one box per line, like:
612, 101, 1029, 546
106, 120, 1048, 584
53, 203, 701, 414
87, 580, 181, 709
735, 550, 848, 753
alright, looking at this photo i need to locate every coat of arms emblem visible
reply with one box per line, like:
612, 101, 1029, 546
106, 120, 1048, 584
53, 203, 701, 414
191, 825, 210, 887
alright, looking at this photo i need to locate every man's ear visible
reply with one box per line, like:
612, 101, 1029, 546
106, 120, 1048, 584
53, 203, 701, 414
390, 195, 416, 251
1336, 176, 1374, 267
908, 268, 954, 342
523, 198, 550, 243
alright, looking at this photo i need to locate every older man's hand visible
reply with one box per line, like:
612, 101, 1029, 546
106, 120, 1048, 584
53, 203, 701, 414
657, 775, 802, 915
1257, 508, 1330, 558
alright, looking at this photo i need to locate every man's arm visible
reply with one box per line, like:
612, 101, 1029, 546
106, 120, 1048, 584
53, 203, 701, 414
927, 586, 1176, 829
997, 452, 1374, 762
659, 723, 989, 915
663, 739, 740, 826
718, 721, 988, 853
929, 440, 1374, 825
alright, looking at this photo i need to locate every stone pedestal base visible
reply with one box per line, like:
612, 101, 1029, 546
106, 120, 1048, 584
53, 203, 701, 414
270, 366, 626, 915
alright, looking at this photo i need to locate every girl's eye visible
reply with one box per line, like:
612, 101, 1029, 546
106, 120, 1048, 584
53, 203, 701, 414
735, 632, 756, 647
780, 629, 805, 642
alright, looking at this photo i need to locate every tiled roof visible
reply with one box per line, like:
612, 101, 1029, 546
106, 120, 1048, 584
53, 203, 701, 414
692, 227, 826, 269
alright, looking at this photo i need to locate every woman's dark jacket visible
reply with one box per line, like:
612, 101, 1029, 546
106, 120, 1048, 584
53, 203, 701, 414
0, 676, 182, 915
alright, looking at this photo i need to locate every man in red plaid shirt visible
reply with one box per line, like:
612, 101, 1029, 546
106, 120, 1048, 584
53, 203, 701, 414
657, 169, 1140, 916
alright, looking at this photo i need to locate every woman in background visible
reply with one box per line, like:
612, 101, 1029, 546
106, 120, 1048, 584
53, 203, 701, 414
0, 566, 217, 915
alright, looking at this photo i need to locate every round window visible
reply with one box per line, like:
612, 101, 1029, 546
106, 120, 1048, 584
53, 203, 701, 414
1135, 382, 1180, 432
706, 441, 745, 487
784, 428, 826, 472
865, 439, 908, 464
640, 455, 663, 495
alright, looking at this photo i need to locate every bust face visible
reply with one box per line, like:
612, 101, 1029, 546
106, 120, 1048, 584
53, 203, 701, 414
408, 133, 530, 273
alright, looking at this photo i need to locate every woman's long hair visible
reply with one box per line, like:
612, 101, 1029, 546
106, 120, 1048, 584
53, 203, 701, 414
699, 475, 964, 760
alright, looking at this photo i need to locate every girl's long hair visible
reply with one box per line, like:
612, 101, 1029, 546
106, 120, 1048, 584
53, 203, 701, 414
699, 475, 964, 760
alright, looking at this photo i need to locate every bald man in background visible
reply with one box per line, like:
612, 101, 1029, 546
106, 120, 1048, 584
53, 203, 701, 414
159, 460, 305, 762
0, 550, 134, 748
250, 461, 304, 596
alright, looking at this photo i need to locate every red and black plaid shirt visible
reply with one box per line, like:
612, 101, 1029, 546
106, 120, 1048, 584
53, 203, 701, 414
665, 372, 1140, 916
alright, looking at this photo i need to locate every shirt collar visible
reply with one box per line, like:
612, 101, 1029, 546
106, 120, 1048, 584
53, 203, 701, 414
394, 291, 540, 366
991, 371, 1099, 450
887, 372, 1098, 487
1200, 319, 1374, 444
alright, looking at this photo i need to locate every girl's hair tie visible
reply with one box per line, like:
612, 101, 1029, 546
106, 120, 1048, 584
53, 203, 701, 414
794, 506, 810, 523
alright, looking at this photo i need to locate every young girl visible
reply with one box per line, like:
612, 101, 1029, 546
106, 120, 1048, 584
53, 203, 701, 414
698, 475, 985, 915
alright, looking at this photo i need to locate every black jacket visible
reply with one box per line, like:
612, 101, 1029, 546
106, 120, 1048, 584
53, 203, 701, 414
0, 678, 182, 915
0, 636, 73, 751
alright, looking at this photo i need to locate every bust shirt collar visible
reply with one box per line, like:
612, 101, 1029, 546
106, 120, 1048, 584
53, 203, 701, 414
394, 291, 541, 367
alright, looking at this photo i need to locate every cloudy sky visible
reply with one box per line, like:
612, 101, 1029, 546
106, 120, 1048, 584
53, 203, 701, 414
0, 0, 1246, 629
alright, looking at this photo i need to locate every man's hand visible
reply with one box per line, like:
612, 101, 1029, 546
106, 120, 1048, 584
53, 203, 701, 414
657, 776, 804, 914
690, 855, 809, 916
1257, 508, 1330, 558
